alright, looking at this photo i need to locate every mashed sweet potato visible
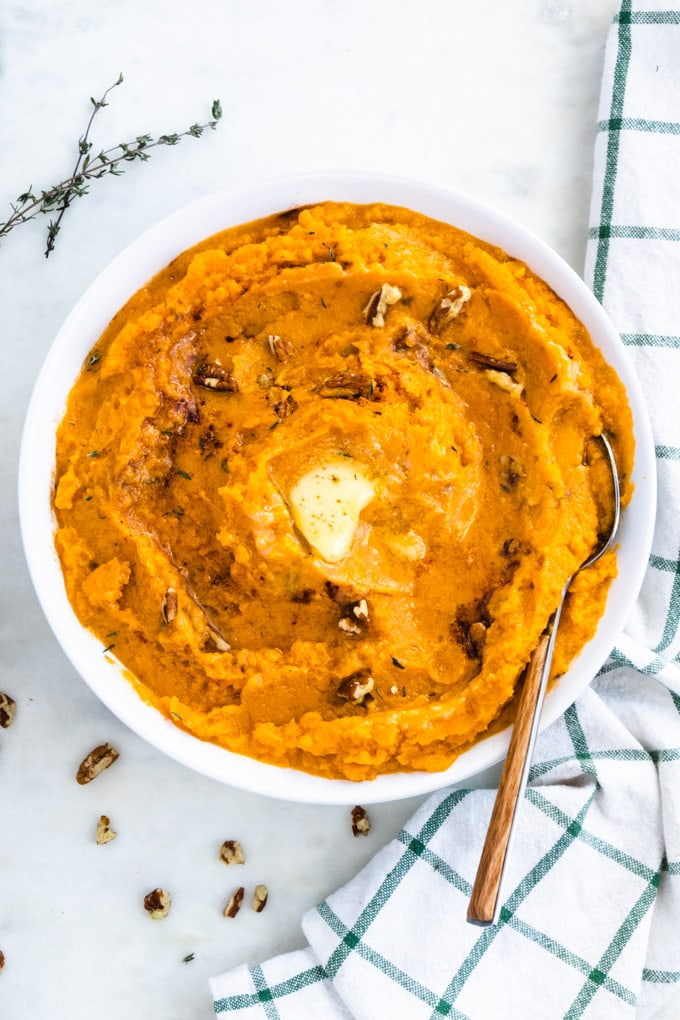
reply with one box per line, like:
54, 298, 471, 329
53, 201, 633, 780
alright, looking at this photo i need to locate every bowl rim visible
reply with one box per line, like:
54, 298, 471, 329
18, 170, 657, 804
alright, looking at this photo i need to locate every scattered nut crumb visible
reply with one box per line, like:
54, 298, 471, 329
0, 693, 16, 729
219, 840, 245, 866
224, 886, 245, 918
364, 283, 402, 327
0, 949, 5, 973
252, 885, 269, 913
96, 815, 117, 845
76, 743, 119, 785
351, 805, 371, 836
337, 671, 374, 704
144, 888, 171, 919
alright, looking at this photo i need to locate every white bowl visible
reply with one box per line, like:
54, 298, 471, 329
18, 172, 657, 804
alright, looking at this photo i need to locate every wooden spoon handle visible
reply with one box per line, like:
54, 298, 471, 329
467, 631, 552, 925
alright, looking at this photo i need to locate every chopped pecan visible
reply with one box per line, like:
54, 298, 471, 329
206, 623, 231, 652
338, 617, 362, 636
76, 743, 120, 785
219, 840, 246, 866
252, 885, 269, 912
161, 587, 178, 624
452, 598, 493, 660
144, 888, 171, 919
0, 692, 16, 729
485, 369, 524, 396
320, 370, 379, 400
467, 622, 487, 655
351, 598, 369, 622
468, 351, 518, 373
0, 949, 4, 973
193, 362, 239, 392
364, 283, 402, 326
268, 334, 295, 360
337, 670, 374, 704
272, 393, 298, 420
224, 886, 245, 918
96, 815, 117, 845
428, 284, 472, 332
338, 598, 369, 635
351, 805, 371, 836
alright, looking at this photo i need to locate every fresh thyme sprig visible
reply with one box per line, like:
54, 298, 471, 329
0, 74, 222, 257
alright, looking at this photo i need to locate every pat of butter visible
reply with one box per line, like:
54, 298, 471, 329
289, 459, 375, 562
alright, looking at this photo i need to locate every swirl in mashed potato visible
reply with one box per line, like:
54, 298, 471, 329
53, 202, 633, 780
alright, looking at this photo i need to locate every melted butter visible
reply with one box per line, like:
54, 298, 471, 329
289, 459, 375, 562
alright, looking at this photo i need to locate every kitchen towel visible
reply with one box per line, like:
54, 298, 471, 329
211, 2, 680, 1016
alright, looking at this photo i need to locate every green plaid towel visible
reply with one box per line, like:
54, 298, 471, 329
211, 3, 680, 1016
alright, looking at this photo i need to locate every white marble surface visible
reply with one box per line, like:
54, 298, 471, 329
3, 1, 678, 1018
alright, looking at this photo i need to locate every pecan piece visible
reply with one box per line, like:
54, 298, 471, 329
0, 949, 4, 973
193, 362, 239, 392
320, 370, 378, 400
452, 597, 492, 660
338, 598, 369, 635
268, 334, 295, 360
161, 586, 178, 624
206, 623, 231, 652
76, 743, 119, 785
338, 617, 362, 635
0, 692, 16, 729
428, 284, 472, 332
364, 283, 402, 327
485, 369, 524, 396
351, 805, 371, 836
96, 815, 118, 845
337, 670, 374, 704
252, 884, 269, 913
468, 351, 518, 373
144, 888, 171, 919
219, 840, 246, 866
467, 622, 488, 655
272, 393, 298, 420
224, 886, 245, 918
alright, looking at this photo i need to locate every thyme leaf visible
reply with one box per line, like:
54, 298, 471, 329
0, 74, 222, 257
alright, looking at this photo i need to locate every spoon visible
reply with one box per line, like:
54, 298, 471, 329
467, 432, 621, 926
